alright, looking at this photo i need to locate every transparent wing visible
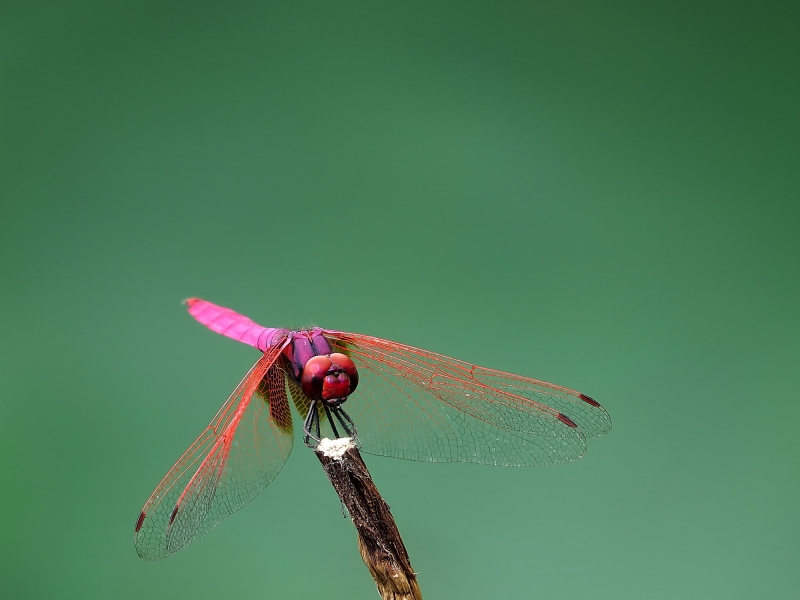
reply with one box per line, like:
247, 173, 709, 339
134, 340, 293, 561
321, 331, 611, 467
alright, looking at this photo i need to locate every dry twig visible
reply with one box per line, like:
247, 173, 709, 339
314, 438, 422, 600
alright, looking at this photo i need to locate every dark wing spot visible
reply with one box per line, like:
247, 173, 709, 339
169, 505, 179, 524
135, 511, 146, 532
579, 393, 601, 407
557, 413, 578, 428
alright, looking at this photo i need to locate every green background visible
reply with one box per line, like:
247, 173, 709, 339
1, 1, 797, 598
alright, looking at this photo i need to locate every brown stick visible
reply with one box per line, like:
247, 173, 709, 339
314, 438, 422, 600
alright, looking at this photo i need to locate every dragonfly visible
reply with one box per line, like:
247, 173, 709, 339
134, 298, 611, 561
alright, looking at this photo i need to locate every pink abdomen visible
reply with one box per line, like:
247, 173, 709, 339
185, 298, 287, 351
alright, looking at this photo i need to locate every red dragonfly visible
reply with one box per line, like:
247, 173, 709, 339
134, 299, 611, 561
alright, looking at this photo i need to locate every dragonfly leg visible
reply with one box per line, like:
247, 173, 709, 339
339, 406, 357, 434
303, 401, 320, 447
323, 404, 341, 439
314, 402, 321, 440
332, 406, 357, 438
302, 407, 311, 442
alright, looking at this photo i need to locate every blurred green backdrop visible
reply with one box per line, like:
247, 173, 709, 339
1, 1, 797, 598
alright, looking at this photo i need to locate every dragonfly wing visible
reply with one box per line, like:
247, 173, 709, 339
468, 366, 611, 438
134, 339, 293, 561
324, 332, 609, 467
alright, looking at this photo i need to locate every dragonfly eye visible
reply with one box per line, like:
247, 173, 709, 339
329, 353, 359, 393
302, 353, 360, 402
301, 355, 332, 400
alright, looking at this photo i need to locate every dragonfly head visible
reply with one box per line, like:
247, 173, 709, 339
301, 353, 359, 404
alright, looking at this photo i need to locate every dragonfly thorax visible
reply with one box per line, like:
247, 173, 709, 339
285, 329, 359, 405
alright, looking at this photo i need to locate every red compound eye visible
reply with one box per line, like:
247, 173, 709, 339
301, 355, 332, 400
329, 353, 359, 393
